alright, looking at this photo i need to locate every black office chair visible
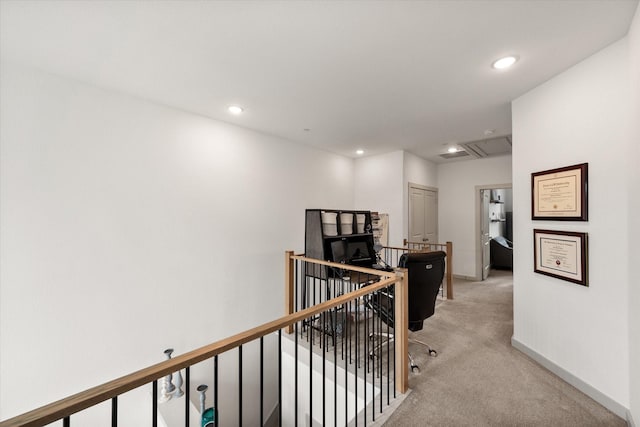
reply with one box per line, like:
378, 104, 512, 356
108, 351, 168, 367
490, 236, 513, 270
368, 251, 446, 372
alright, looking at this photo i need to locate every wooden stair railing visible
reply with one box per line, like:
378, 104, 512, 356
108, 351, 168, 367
1, 254, 407, 427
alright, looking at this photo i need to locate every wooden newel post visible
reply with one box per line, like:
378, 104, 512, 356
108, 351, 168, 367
394, 268, 409, 394
285, 250, 294, 334
446, 241, 453, 300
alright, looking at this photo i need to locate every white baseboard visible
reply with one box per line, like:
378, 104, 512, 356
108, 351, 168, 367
453, 274, 477, 281
511, 337, 629, 421
628, 409, 636, 427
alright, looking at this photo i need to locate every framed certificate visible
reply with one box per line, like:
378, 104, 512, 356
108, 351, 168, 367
533, 229, 588, 286
531, 163, 588, 221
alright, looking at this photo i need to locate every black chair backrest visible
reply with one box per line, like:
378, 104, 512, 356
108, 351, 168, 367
399, 251, 446, 331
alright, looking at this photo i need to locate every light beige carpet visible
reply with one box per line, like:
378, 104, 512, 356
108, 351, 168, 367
383, 270, 625, 427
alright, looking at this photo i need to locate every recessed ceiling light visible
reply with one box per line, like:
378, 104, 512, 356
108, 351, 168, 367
356, 149, 364, 155
228, 105, 244, 115
447, 147, 459, 153
492, 55, 518, 70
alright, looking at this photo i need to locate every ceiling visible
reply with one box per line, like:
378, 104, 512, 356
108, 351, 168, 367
1, 0, 637, 163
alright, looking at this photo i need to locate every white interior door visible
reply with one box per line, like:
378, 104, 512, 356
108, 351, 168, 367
481, 189, 491, 280
408, 185, 438, 245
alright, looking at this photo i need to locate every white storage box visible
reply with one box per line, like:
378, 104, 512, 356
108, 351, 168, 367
340, 213, 353, 234
356, 214, 366, 233
321, 211, 338, 236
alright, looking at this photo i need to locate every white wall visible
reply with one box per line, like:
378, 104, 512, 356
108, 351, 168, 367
628, 4, 640, 424
354, 151, 438, 248
437, 155, 512, 278
403, 152, 438, 189
354, 151, 404, 246
512, 38, 631, 414
0, 63, 354, 421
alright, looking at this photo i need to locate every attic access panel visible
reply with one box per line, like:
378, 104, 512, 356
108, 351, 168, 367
460, 136, 512, 158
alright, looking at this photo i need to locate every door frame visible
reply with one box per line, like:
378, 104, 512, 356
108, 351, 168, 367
474, 183, 512, 281
407, 182, 438, 245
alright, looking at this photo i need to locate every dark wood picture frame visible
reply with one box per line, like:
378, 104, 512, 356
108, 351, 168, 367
531, 163, 588, 221
533, 229, 588, 286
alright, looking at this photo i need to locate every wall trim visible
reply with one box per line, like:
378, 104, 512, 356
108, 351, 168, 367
511, 337, 629, 420
408, 182, 438, 192
453, 274, 476, 281
628, 410, 636, 427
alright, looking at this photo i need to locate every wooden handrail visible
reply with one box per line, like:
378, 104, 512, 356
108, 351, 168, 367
1, 274, 401, 427
289, 254, 397, 278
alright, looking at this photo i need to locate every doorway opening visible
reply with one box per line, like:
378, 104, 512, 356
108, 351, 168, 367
475, 185, 512, 281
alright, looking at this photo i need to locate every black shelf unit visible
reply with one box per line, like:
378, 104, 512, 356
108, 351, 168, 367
305, 209, 375, 279
303, 209, 377, 343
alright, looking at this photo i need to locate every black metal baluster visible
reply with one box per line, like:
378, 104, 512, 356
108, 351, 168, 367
214, 355, 219, 427
295, 260, 299, 312
63, 417, 70, 427
322, 311, 326, 427
152, 380, 158, 427
345, 302, 348, 427
365, 292, 369, 377
260, 337, 264, 427
238, 346, 243, 426
387, 282, 396, 399
311, 275, 316, 342
278, 330, 282, 427
379, 286, 383, 414
349, 280, 360, 363
345, 284, 354, 363
354, 300, 358, 427
355, 293, 359, 427
334, 305, 338, 427
335, 275, 340, 349
185, 367, 190, 427
366, 293, 371, 424
309, 312, 313, 426
319, 278, 324, 351
387, 283, 391, 405
295, 321, 299, 427
364, 291, 368, 426
112, 396, 118, 427
341, 297, 345, 361
391, 283, 395, 401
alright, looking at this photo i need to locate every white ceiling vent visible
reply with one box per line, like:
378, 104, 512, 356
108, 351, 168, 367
439, 150, 470, 159
459, 135, 512, 158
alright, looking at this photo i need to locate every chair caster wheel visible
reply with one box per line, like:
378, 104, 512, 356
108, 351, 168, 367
411, 364, 420, 372
429, 349, 437, 357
